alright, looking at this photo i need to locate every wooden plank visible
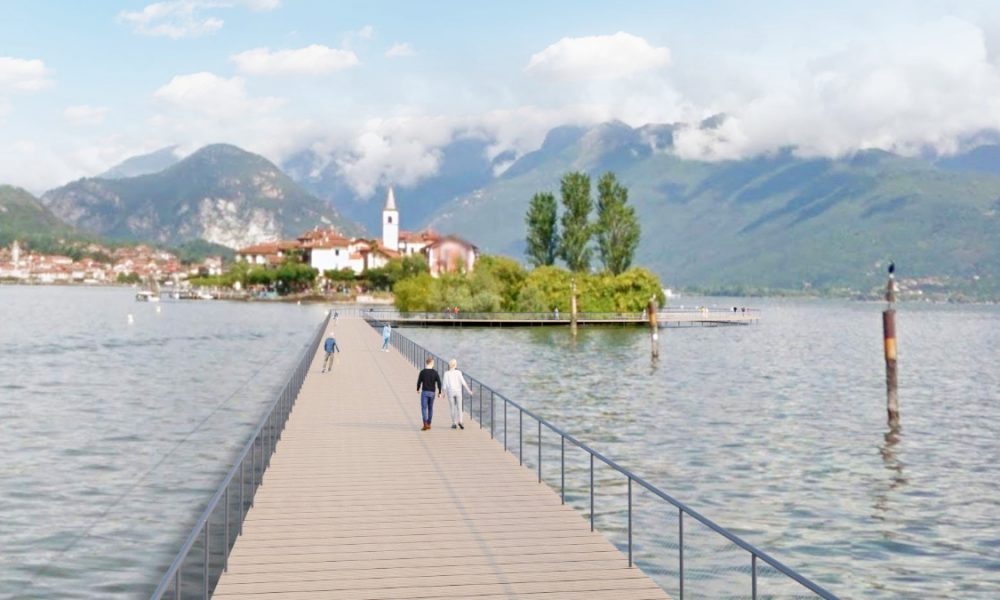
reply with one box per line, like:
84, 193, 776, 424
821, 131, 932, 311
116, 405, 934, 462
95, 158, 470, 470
213, 318, 670, 599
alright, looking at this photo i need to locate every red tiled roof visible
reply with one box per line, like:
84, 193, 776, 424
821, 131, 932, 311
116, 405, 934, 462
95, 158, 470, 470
237, 240, 300, 255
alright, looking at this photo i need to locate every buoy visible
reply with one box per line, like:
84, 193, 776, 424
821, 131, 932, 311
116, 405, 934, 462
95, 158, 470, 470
297, 300, 301, 305
127, 313, 134, 324
155, 305, 162, 314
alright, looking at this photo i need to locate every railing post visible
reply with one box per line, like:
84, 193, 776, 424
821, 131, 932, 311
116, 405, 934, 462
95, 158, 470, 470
590, 453, 594, 531
239, 460, 244, 535
752, 554, 757, 600
519, 409, 523, 465
679, 508, 685, 600
537, 420, 542, 483
174, 569, 180, 600
560, 435, 565, 504
478, 385, 483, 428
627, 476, 632, 567
224, 486, 229, 572
490, 390, 494, 439
203, 522, 209, 599
250, 437, 255, 507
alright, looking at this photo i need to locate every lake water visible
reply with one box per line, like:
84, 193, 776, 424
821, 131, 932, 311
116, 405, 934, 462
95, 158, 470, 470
402, 298, 1000, 599
1, 288, 997, 599
0, 286, 327, 599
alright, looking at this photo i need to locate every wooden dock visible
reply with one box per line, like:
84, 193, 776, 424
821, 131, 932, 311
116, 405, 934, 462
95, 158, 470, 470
369, 310, 758, 329
212, 318, 670, 599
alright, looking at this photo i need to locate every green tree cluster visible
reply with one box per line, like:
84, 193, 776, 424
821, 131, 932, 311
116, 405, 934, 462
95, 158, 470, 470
392, 255, 663, 313
525, 171, 641, 275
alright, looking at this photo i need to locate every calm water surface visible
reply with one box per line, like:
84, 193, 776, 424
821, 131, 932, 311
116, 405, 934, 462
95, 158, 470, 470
0, 286, 327, 599
403, 298, 1000, 599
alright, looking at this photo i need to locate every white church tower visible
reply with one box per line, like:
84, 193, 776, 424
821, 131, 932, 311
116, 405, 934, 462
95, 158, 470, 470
382, 187, 399, 251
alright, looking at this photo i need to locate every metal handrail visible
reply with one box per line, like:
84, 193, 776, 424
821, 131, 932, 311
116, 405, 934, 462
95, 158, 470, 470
149, 312, 330, 599
369, 318, 837, 600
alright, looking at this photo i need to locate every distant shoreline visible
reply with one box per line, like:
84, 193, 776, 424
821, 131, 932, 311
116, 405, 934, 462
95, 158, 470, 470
3, 280, 998, 306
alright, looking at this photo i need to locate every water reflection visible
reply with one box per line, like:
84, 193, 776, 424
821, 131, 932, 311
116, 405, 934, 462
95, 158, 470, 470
874, 424, 908, 518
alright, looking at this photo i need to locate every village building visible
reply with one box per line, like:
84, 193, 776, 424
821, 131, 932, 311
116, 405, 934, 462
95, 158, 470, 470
234, 186, 479, 278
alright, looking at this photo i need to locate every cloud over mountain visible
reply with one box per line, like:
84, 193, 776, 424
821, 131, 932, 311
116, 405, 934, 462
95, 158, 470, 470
232, 45, 359, 75
526, 32, 671, 80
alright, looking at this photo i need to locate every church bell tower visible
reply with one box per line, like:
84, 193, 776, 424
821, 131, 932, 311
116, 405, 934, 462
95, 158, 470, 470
382, 187, 399, 251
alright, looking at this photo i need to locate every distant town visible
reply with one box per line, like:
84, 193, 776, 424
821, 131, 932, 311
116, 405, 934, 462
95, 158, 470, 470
0, 239, 222, 285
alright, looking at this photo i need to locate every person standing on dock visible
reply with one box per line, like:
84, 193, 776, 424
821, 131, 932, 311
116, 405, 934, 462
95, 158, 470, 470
443, 359, 472, 430
381, 323, 391, 351
322, 334, 340, 373
417, 357, 442, 431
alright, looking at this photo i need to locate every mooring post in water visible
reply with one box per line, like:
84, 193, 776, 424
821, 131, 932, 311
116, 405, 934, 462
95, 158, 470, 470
570, 278, 578, 336
883, 262, 899, 424
648, 296, 659, 359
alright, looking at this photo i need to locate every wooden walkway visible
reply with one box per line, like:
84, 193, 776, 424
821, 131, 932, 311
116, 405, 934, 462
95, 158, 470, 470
213, 318, 670, 599
374, 311, 757, 328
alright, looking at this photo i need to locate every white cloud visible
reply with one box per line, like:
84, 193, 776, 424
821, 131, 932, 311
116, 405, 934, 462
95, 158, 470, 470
153, 72, 283, 118
63, 105, 109, 126
232, 45, 359, 75
0, 56, 53, 91
526, 32, 671, 80
342, 24, 375, 49
0, 98, 10, 123
118, 0, 279, 38
672, 16, 1000, 161
385, 42, 414, 58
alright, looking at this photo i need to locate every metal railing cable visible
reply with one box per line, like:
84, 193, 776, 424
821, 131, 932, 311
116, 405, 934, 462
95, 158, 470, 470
149, 312, 330, 600
368, 318, 838, 600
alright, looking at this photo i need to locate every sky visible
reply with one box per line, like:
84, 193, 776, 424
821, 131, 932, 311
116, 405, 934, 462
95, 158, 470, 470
4, 0, 1000, 195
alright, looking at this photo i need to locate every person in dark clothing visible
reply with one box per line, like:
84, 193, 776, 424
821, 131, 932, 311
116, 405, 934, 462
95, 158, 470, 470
322, 334, 340, 373
416, 357, 442, 431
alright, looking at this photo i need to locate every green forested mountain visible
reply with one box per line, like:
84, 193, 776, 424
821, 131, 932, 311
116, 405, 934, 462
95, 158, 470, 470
41, 144, 358, 249
426, 122, 1000, 291
0, 185, 75, 247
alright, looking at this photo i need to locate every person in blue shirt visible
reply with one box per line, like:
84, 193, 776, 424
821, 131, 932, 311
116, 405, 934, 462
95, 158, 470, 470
322, 334, 340, 373
381, 324, 391, 352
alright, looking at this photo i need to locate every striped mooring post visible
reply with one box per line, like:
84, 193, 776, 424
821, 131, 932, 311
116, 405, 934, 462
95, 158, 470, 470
648, 296, 659, 359
883, 267, 899, 424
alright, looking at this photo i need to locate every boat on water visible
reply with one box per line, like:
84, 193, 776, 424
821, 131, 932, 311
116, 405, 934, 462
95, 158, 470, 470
135, 276, 161, 302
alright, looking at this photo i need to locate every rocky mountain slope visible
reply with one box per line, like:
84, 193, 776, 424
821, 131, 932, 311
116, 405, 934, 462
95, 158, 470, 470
42, 144, 357, 249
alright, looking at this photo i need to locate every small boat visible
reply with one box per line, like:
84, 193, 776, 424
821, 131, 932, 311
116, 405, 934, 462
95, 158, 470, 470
135, 276, 161, 302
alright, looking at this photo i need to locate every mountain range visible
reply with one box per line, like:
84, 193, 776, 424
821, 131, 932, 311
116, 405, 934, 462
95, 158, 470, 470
3, 122, 998, 294
41, 144, 356, 249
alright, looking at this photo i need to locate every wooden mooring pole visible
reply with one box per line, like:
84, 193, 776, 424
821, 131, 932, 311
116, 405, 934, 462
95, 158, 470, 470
570, 279, 578, 336
883, 264, 899, 425
648, 296, 659, 359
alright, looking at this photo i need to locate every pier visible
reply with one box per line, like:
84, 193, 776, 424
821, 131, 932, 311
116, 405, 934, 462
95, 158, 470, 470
151, 314, 834, 600
365, 309, 759, 328
209, 317, 670, 599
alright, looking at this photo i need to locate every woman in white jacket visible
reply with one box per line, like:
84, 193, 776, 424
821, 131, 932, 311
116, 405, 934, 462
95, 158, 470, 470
443, 358, 473, 430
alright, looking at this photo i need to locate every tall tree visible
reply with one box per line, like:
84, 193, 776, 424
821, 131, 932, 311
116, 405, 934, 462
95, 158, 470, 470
557, 172, 593, 272
524, 192, 559, 267
596, 172, 641, 274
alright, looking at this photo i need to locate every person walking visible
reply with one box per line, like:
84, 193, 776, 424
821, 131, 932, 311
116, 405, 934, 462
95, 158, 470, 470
443, 358, 472, 429
381, 323, 391, 351
416, 357, 442, 430
321, 333, 340, 373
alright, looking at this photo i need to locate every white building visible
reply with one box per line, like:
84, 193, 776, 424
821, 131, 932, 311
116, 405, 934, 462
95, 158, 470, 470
382, 187, 399, 251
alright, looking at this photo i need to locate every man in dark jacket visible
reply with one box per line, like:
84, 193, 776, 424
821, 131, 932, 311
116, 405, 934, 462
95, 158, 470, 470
416, 357, 442, 430
322, 334, 340, 373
